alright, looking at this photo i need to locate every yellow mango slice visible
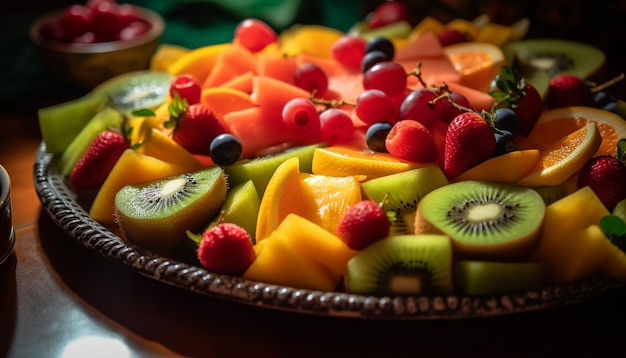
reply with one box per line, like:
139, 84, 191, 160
455, 149, 540, 183
243, 231, 339, 291
89, 149, 192, 224
136, 126, 204, 172
530, 186, 613, 283
274, 214, 358, 276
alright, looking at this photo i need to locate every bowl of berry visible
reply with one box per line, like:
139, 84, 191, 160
29, 0, 164, 89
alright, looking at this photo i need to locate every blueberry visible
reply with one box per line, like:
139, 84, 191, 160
593, 90, 616, 108
493, 130, 517, 157
603, 101, 618, 113
361, 50, 390, 73
209, 133, 242, 166
365, 36, 395, 60
494, 108, 521, 136
366, 122, 393, 152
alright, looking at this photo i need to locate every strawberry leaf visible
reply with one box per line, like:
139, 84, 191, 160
600, 215, 626, 252
186, 229, 203, 245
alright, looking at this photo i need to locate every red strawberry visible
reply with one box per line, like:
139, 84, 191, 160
196, 222, 256, 275
490, 67, 543, 136
385, 119, 438, 163
547, 73, 588, 108
443, 111, 496, 179
577, 140, 626, 211
167, 101, 227, 156
69, 129, 128, 189
336, 200, 391, 250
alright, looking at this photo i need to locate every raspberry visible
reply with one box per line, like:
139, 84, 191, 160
197, 223, 256, 275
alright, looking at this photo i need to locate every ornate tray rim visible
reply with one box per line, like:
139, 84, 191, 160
33, 142, 623, 319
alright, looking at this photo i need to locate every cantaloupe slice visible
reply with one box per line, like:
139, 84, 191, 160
89, 149, 192, 224
202, 44, 258, 89
250, 76, 310, 107
396, 32, 447, 61
167, 43, 230, 84
200, 87, 255, 121
455, 149, 541, 183
220, 71, 254, 93
256, 53, 298, 84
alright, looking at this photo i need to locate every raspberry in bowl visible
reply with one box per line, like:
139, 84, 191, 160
29, 0, 164, 89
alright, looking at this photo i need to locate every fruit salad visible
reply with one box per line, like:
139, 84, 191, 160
38, 1, 626, 298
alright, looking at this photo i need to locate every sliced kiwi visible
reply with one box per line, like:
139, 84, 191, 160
414, 181, 545, 260
346, 234, 454, 295
361, 166, 449, 235
502, 39, 606, 80
454, 260, 544, 296
114, 166, 228, 255
209, 180, 261, 244
57, 106, 124, 177
91, 70, 173, 116
39, 70, 172, 155
531, 182, 572, 206
224, 142, 326, 197
39, 94, 108, 154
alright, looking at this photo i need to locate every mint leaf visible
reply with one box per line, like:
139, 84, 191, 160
600, 215, 626, 251
132, 108, 156, 117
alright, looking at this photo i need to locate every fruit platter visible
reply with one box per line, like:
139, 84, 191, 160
33, 1, 626, 319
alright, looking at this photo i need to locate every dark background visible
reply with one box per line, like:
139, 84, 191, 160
2, 0, 625, 105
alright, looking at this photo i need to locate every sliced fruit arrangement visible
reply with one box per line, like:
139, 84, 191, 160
37, 13, 626, 298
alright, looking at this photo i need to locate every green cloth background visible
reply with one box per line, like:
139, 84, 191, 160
1, 0, 369, 105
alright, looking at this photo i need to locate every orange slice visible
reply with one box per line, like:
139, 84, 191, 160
526, 106, 626, 158
311, 146, 423, 180
255, 157, 308, 242
516, 121, 601, 187
444, 42, 505, 92
199, 87, 255, 121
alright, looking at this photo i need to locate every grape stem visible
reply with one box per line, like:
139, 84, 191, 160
309, 90, 355, 108
588, 73, 625, 93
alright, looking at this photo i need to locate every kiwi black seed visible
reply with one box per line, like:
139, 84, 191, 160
361, 166, 449, 235
114, 166, 228, 255
346, 234, 454, 295
503, 39, 606, 80
414, 181, 545, 260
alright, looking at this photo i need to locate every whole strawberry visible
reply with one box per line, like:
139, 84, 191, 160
166, 99, 227, 155
196, 222, 256, 276
444, 111, 496, 179
577, 139, 626, 212
490, 67, 543, 136
547, 73, 588, 108
336, 200, 391, 250
385, 119, 438, 163
70, 129, 128, 189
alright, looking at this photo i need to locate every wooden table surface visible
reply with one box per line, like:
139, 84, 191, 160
2, 97, 626, 358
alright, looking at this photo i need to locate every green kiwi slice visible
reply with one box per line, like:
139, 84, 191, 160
346, 234, 454, 295
502, 39, 606, 79
531, 183, 572, 206
414, 181, 545, 260
210, 180, 261, 244
454, 260, 544, 296
360, 166, 449, 235
114, 166, 228, 255
224, 142, 325, 197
